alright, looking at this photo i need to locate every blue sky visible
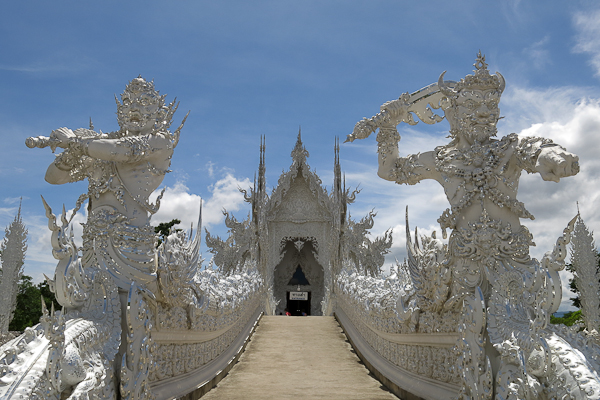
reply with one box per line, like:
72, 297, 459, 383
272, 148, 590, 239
2, 1, 600, 311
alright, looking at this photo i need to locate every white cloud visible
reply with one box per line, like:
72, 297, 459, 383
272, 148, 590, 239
503, 87, 600, 311
3, 197, 27, 206
523, 36, 551, 70
573, 8, 600, 77
151, 173, 252, 234
510, 96, 600, 254
150, 182, 203, 231
203, 173, 253, 225
206, 161, 216, 179
500, 86, 595, 134
21, 215, 55, 283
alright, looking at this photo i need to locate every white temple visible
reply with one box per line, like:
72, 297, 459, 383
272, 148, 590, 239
206, 134, 390, 317
2, 54, 600, 399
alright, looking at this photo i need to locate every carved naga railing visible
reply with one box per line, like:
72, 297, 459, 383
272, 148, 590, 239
0, 271, 264, 400
335, 212, 600, 400
149, 267, 264, 399
334, 266, 461, 400
0, 202, 265, 400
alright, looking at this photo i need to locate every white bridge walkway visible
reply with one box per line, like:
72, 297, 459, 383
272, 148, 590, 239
202, 316, 398, 400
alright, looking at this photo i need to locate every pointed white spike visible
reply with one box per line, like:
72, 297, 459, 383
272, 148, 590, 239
41, 296, 48, 315
60, 204, 68, 226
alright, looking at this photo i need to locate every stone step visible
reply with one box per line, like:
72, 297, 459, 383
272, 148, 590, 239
201, 316, 398, 400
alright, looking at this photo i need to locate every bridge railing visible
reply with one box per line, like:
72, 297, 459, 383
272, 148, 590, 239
149, 269, 264, 400
334, 270, 460, 400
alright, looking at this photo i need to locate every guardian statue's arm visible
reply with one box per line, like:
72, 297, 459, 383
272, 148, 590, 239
81, 134, 171, 162
42, 127, 171, 185
516, 136, 580, 182
50, 127, 170, 162
376, 126, 437, 185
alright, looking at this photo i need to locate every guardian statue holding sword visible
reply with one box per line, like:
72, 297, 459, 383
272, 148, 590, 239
346, 52, 586, 398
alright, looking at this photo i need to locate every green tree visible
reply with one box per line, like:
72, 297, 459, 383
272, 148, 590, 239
154, 219, 181, 246
567, 272, 582, 309
566, 252, 600, 309
8, 275, 59, 332
550, 310, 583, 327
39, 279, 60, 310
9, 275, 41, 331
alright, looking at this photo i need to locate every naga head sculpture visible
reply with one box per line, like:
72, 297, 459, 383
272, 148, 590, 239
438, 52, 505, 144
116, 76, 173, 135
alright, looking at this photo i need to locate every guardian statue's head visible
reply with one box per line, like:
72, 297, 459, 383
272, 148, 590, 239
116, 76, 170, 135
439, 52, 505, 145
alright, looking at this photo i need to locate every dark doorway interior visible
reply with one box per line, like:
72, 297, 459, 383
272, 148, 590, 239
286, 265, 311, 316
287, 265, 310, 286
286, 291, 311, 316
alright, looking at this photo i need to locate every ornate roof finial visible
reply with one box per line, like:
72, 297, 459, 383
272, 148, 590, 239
258, 135, 266, 199
334, 137, 342, 196
335, 136, 340, 166
291, 128, 309, 164
474, 50, 488, 73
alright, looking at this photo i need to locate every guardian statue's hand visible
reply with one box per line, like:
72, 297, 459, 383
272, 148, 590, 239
50, 127, 76, 149
535, 146, 580, 182
381, 97, 410, 122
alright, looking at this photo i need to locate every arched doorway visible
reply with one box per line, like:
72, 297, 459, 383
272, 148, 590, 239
286, 265, 311, 315
273, 239, 324, 316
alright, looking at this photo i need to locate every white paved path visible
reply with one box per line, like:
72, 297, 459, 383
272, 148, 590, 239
202, 316, 398, 400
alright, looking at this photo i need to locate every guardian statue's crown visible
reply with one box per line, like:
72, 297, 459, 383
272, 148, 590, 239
439, 51, 505, 96
119, 76, 166, 107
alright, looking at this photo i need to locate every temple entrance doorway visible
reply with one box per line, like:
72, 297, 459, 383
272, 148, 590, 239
286, 291, 311, 316
286, 265, 311, 315
273, 239, 324, 316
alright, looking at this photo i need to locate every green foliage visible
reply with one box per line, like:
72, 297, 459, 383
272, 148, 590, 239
8, 275, 59, 331
550, 310, 583, 327
567, 271, 582, 309
154, 219, 181, 246
566, 251, 600, 308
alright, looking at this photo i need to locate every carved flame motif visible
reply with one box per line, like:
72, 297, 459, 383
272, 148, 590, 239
449, 210, 533, 278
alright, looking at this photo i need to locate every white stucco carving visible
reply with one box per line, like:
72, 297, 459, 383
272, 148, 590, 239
207, 134, 389, 317
0, 202, 27, 336
336, 269, 461, 390
569, 215, 600, 333
342, 211, 392, 277
343, 52, 600, 399
0, 78, 264, 400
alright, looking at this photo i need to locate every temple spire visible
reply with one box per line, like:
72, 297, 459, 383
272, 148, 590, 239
258, 135, 266, 199
334, 137, 341, 198
291, 127, 309, 165
249, 136, 267, 226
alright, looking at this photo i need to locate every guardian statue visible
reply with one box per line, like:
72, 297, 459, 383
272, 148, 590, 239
347, 53, 600, 399
28, 76, 186, 291
20, 77, 188, 399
